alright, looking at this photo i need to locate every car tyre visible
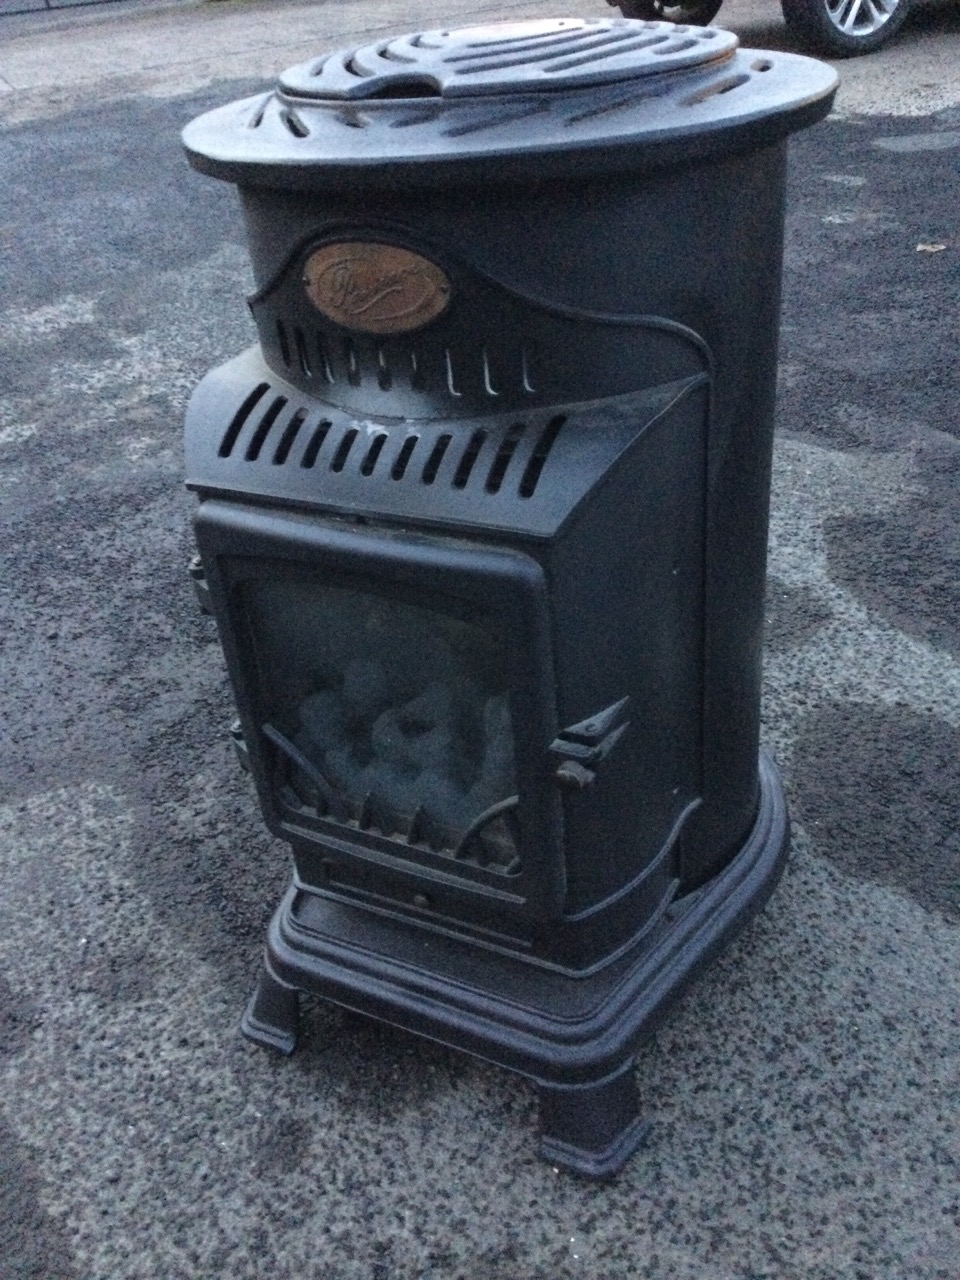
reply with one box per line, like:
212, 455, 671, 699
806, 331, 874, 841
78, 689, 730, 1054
781, 0, 911, 55
611, 0, 725, 25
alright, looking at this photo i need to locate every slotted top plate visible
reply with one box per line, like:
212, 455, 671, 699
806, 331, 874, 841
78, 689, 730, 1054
279, 19, 739, 100
182, 19, 838, 191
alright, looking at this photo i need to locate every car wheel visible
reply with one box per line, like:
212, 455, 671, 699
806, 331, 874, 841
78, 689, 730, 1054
781, 0, 911, 55
611, 0, 725, 25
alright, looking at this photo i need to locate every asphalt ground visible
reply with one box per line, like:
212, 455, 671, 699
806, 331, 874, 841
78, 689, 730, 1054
0, 2, 959, 1278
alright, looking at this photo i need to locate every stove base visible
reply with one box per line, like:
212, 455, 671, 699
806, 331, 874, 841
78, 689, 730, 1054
242, 750, 788, 1176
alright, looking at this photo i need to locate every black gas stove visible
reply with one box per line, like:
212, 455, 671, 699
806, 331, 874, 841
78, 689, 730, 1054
182, 18, 836, 1176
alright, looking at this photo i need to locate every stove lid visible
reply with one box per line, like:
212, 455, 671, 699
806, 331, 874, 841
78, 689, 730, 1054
276, 19, 739, 100
182, 19, 838, 191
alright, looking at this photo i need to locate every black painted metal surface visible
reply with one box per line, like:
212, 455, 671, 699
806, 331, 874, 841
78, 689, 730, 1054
183, 19, 836, 1176
183, 18, 838, 188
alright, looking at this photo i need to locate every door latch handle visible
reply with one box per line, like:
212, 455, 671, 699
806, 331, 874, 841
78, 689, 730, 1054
549, 697, 630, 790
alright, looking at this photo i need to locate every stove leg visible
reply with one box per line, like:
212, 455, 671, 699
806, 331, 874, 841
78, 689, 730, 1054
241, 966, 300, 1056
537, 1061, 651, 1178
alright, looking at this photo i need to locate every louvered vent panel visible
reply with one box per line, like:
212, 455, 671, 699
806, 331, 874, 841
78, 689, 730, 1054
216, 386, 565, 499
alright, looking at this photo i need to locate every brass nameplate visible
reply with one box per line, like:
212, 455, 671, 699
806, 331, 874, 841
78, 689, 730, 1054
303, 242, 452, 335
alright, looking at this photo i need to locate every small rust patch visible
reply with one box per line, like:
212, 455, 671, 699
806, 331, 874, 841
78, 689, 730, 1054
303, 242, 451, 335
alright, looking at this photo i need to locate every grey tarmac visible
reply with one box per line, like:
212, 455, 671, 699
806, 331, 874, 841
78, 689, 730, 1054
1, 2, 959, 1278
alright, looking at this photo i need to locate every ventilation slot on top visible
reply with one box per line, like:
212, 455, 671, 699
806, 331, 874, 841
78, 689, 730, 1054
280, 108, 310, 138
443, 102, 549, 139
652, 38, 699, 56
682, 73, 751, 105
247, 95, 270, 129
544, 32, 672, 73
455, 27, 594, 57
565, 90, 655, 125
335, 107, 371, 130
364, 77, 442, 100
486, 423, 525, 494
390, 105, 443, 129
449, 28, 614, 71
300, 420, 332, 469
381, 46, 417, 65
245, 397, 288, 462
218, 383, 269, 458
519, 415, 565, 498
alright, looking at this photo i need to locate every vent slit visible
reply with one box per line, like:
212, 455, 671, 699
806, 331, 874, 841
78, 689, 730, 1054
376, 347, 392, 391
280, 108, 310, 138
653, 38, 698, 56
449, 29, 620, 65
421, 434, 452, 485
452, 430, 487, 490
331, 428, 359, 473
390, 105, 443, 128
360, 432, 388, 476
444, 348, 462, 397
443, 102, 547, 139
486, 423, 525, 494
482, 348, 499, 397
218, 383, 269, 458
300, 420, 332, 469
521, 348, 536, 393
294, 328, 312, 376
276, 319, 292, 366
452, 30, 652, 74
336, 108, 370, 130
248, 94, 270, 129
682, 73, 751, 105
245, 396, 287, 462
316, 334, 335, 383
544, 33, 671, 72
380, 45, 417, 64
273, 408, 307, 465
410, 350, 426, 391
345, 340, 361, 386
458, 29, 599, 56
565, 91, 655, 124
391, 435, 419, 480
519, 415, 565, 498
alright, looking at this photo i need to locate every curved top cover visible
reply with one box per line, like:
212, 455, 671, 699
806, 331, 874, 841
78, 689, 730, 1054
182, 18, 838, 189
278, 19, 740, 98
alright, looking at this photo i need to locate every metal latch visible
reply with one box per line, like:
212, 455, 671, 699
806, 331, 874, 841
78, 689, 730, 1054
549, 697, 630, 791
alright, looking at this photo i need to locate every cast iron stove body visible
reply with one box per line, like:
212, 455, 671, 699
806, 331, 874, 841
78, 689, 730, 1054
183, 19, 836, 1176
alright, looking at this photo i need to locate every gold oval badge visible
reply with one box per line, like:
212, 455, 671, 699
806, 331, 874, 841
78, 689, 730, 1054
303, 242, 452, 335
